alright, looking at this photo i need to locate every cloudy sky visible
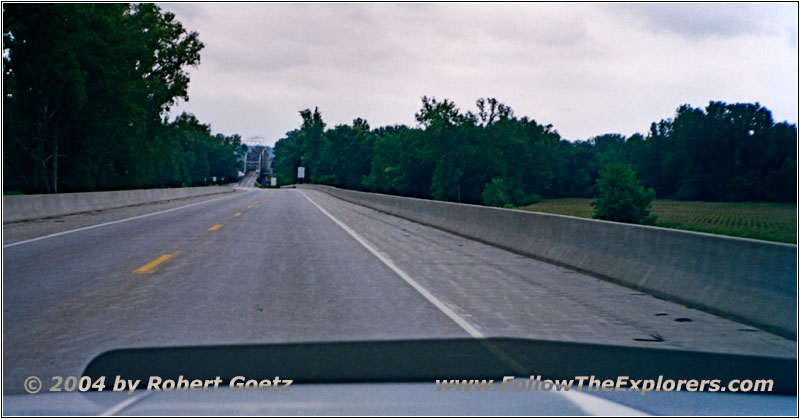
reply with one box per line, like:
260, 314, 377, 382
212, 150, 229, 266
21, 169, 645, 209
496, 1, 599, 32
158, 2, 798, 147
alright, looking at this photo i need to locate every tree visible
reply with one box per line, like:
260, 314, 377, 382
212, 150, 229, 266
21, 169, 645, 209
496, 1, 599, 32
481, 177, 511, 207
591, 163, 656, 224
270, 96, 795, 209
362, 125, 432, 197
272, 129, 303, 185
3, 4, 96, 192
3, 3, 208, 193
318, 119, 375, 189
298, 107, 326, 183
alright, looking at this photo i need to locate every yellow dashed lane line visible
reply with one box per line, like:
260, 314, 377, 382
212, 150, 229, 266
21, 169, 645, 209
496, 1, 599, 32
132, 194, 270, 276
133, 254, 174, 274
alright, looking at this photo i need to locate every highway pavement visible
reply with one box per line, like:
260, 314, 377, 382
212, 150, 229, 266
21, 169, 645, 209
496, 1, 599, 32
3, 187, 795, 394
237, 171, 258, 187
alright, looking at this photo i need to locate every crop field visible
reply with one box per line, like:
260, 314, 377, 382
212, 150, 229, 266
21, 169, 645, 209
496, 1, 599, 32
520, 199, 797, 244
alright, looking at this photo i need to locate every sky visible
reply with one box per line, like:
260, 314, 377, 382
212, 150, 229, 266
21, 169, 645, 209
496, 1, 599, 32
158, 2, 798, 147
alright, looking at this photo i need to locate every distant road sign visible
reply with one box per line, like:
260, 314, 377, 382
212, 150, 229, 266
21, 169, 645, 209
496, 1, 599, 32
271, 177, 277, 187
297, 167, 306, 179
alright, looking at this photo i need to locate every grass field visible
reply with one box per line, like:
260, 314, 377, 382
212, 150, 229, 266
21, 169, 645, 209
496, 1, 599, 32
520, 198, 797, 244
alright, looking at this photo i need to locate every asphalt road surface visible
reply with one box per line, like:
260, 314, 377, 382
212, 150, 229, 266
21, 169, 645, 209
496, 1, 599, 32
237, 171, 258, 187
3, 187, 795, 394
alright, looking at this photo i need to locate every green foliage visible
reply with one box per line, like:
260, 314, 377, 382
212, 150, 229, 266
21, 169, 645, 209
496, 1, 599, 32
273, 97, 569, 204
635, 102, 795, 202
3, 3, 240, 193
272, 96, 795, 210
591, 163, 656, 224
481, 177, 511, 207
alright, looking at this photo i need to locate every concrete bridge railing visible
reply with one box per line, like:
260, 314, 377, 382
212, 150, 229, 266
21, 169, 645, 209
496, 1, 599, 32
3, 186, 235, 224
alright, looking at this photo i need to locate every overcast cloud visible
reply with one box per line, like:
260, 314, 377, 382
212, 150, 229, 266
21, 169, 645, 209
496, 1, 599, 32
158, 2, 798, 147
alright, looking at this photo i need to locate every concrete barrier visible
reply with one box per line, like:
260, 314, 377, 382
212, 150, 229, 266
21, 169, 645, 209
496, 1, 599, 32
3, 186, 235, 224
300, 184, 798, 339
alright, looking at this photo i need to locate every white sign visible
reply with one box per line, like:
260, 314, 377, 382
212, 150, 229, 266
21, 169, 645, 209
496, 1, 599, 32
270, 177, 277, 187
297, 166, 306, 179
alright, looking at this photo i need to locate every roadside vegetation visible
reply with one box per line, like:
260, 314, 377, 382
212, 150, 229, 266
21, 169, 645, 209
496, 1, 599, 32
3, 4, 246, 194
591, 163, 656, 224
273, 99, 795, 209
521, 199, 796, 243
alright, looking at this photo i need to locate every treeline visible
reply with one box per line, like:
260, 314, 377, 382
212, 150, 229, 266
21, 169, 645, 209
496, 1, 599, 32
274, 97, 796, 204
3, 3, 245, 194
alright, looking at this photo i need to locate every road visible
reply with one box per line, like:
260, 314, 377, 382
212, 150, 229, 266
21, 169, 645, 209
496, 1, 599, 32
237, 171, 258, 187
3, 187, 795, 394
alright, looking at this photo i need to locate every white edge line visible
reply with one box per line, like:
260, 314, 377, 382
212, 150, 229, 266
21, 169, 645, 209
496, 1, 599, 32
560, 390, 650, 416
300, 190, 484, 339
3, 192, 247, 248
98, 391, 154, 416
303, 190, 649, 417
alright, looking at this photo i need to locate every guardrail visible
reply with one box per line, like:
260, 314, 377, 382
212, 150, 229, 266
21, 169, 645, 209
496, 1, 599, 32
3, 186, 235, 224
300, 184, 797, 339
